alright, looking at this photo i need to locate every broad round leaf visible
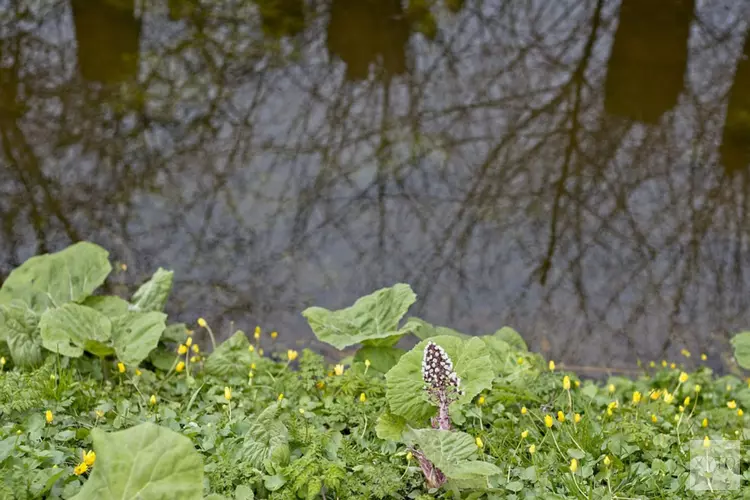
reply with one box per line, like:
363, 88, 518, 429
731, 332, 750, 369
130, 268, 174, 312
40, 304, 112, 358
111, 311, 167, 365
385, 336, 494, 422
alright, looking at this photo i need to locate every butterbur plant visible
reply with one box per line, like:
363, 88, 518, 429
422, 341, 463, 431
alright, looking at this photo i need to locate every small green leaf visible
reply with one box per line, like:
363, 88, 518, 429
731, 332, 750, 369
40, 304, 111, 358
302, 284, 416, 350
242, 404, 289, 468
385, 336, 494, 422
375, 412, 407, 441
130, 268, 174, 312
205, 331, 254, 378
162, 323, 189, 343
111, 312, 167, 365
73, 422, 203, 500
489, 326, 527, 351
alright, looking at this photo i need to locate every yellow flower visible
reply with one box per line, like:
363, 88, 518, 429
703, 436, 710, 448
632, 391, 642, 404
192, 344, 200, 354
299, 408, 305, 415
738, 409, 744, 417
701, 418, 708, 427
608, 384, 615, 394
574, 413, 581, 424
185, 337, 193, 347
197, 318, 207, 328
544, 414, 554, 428
287, 350, 299, 362
477, 396, 486, 406
548, 360, 555, 371
334, 364, 344, 376
651, 414, 657, 423
649, 361, 655, 368
150, 394, 157, 405
254, 326, 261, 340
557, 411, 565, 423
678, 372, 688, 384
475, 436, 484, 448
663, 392, 674, 404
364, 359, 371, 368
406, 451, 413, 461
178, 344, 188, 355
117, 362, 126, 373
570, 458, 578, 473
701, 353, 707, 361
528, 444, 536, 454
271, 331, 278, 339
728, 400, 737, 409
135, 369, 142, 376
74, 462, 88, 476
574, 380, 580, 388
670, 362, 676, 369
82, 450, 96, 466
678, 405, 685, 413
0, 357, 5, 366
258, 348, 264, 356
277, 393, 284, 401
603, 455, 611, 466
45, 410, 53, 424
315, 381, 325, 389
359, 393, 367, 403
250, 363, 256, 370
120, 263, 127, 271
190, 356, 200, 363
521, 406, 528, 415
661, 360, 667, 367
95, 410, 104, 418
248, 345, 255, 353
186, 329, 193, 336
521, 430, 529, 439
694, 384, 701, 393
517, 357, 524, 365
563, 376, 571, 391
176, 361, 185, 373
683, 397, 690, 406
650, 390, 661, 400
726, 384, 733, 392
224, 386, 232, 401
680, 349, 691, 358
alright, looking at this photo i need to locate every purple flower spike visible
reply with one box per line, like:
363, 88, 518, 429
421, 341, 463, 430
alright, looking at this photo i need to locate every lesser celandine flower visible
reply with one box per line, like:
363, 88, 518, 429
678, 405, 685, 413
475, 436, 483, 448
477, 395, 486, 406
517, 357, 524, 365
176, 361, 185, 373
287, 350, 299, 362
190, 356, 200, 363
728, 400, 737, 409
359, 393, 367, 403
683, 396, 690, 406
250, 363, 256, 370
406, 451, 413, 461
544, 414, 554, 428
117, 362, 126, 373
726, 384, 733, 392
703, 436, 710, 448
248, 345, 255, 353
557, 411, 565, 422
570, 458, 578, 473
603, 455, 611, 466
632, 391, 642, 404
694, 384, 701, 393
521, 406, 528, 415
670, 363, 676, 369
334, 364, 344, 376
528, 444, 536, 454
178, 344, 188, 355
563, 376, 571, 391
150, 394, 157, 405
45, 410, 53, 424
224, 387, 232, 401
83, 450, 96, 467
192, 344, 200, 354
678, 372, 689, 384
738, 409, 744, 417
702, 418, 708, 427
185, 337, 193, 347
701, 353, 707, 361
135, 369, 142, 376
315, 381, 325, 389
649, 361, 655, 368
95, 410, 104, 418
271, 331, 278, 339
650, 390, 661, 400
681, 349, 691, 358
661, 360, 667, 367
74, 463, 88, 476
521, 430, 529, 438
651, 414, 657, 423
0, 357, 5, 366
298, 408, 305, 415
608, 384, 615, 394
574, 413, 581, 423
364, 359, 371, 368
548, 360, 555, 371
663, 392, 674, 404
197, 318, 207, 328
254, 326, 261, 340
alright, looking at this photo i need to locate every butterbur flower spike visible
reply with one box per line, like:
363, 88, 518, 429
422, 341, 462, 430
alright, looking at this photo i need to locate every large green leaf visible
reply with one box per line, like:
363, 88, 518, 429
489, 326, 527, 352
111, 312, 167, 365
375, 411, 407, 441
130, 268, 174, 312
241, 404, 290, 469
402, 317, 468, 341
407, 428, 500, 487
731, 332, 750, 370
385, 336, 494, 423
162, 323, 189, 343
73, 423, 203, 500
302, 284, 416, 350
0, 242, 111, 312
353, 345, 405, 373
0, 302, 44, 368
39, 304, 111, 358
81, 296, 130, 318
204, 330, 253, 378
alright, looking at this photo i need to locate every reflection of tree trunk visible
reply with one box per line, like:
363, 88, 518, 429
604, 0, 694, 124
71, 0, 140, 84
720, 31, 750, 174
326, 0, 410, 81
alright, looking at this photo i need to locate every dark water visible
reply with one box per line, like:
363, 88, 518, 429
2, 0, 750, 371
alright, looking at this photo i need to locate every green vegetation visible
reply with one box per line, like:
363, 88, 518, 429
1, 243, 750, 498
